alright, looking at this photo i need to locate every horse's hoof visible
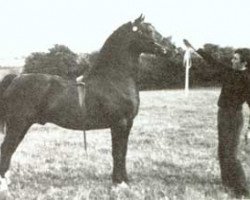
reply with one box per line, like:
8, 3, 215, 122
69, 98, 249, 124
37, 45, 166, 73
117, 182, 129, 189
0, 178, 9, 200
111, 181, 129, 192
0, 190, 9, 200
110, 181, 130, 200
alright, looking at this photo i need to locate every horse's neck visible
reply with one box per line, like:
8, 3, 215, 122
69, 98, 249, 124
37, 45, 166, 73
92, 44, 140, 79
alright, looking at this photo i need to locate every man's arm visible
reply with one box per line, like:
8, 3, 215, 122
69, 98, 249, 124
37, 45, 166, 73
183, 39, 228, 71
196, 48, 228, 70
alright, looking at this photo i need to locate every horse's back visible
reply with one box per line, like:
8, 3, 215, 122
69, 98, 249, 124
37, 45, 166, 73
3, 73, 64, 120
4, 73, 56, 100
0, 67, 21, 82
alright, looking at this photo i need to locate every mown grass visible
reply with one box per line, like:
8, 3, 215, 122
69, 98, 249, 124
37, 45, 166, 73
0, 88, 249, 199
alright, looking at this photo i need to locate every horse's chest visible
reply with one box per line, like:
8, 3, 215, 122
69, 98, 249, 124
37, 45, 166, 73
108, 87, 139, 117
86, 85, 139, 121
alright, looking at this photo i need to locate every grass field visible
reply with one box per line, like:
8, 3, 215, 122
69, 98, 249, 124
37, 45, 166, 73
0, 88, 249, 200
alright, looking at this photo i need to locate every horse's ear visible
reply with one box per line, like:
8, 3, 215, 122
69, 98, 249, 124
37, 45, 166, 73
133, 14, 145, 25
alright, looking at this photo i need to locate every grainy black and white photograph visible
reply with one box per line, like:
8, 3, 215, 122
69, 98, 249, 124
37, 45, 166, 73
0, 0, 250, 199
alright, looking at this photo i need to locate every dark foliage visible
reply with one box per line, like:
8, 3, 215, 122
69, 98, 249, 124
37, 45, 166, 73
22, 41, 246, 90
23, 45, 84, 79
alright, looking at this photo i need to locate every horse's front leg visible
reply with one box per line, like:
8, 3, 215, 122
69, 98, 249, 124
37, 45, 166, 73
111, 118, 133, 184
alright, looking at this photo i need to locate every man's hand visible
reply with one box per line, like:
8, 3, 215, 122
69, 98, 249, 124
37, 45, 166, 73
183, 39, 196, 51
183, 39, 202, 58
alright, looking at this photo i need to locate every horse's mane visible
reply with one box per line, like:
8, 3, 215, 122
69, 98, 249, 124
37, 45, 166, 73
99, 22, 132, 55
90, 22, 133, 73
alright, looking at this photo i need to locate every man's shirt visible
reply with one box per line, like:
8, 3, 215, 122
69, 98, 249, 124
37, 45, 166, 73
197, 49, 249, 109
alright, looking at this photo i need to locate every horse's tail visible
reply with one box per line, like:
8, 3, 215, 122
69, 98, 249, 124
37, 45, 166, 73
0, 74, 17, 132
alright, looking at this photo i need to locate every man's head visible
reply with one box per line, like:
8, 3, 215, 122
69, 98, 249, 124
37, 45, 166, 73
232, 48, 250, 70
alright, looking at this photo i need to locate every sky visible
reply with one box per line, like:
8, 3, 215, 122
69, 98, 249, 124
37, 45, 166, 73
1, 0, 250, 66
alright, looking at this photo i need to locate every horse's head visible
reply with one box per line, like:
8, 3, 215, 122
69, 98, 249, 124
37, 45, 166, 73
130, 14, 167, 56
91, 15, 168, 75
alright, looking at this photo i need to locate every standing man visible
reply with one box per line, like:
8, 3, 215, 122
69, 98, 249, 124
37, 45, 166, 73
183, 39, 250, 197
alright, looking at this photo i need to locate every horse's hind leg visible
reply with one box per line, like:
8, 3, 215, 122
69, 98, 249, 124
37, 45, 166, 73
0, 119, 31, 178
111, 118, 133, 184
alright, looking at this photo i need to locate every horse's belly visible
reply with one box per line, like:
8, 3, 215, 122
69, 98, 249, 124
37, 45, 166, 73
43, 108, 110, 131
47, 118, 110, 131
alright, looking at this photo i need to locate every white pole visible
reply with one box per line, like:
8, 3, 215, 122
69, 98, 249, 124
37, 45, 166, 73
185, 61, 190, 96
183, 48, 192, 97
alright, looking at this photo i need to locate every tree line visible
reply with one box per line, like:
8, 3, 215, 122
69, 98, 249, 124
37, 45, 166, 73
22, 38, 236, 90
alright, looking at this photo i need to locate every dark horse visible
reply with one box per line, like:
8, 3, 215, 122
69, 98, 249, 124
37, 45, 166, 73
0, 15, 167, 188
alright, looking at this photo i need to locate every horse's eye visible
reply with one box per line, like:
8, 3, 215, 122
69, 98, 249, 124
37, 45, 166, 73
132, 26, 138, 32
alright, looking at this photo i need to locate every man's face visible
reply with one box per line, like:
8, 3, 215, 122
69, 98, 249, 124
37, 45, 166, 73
231, 53, 246, 70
